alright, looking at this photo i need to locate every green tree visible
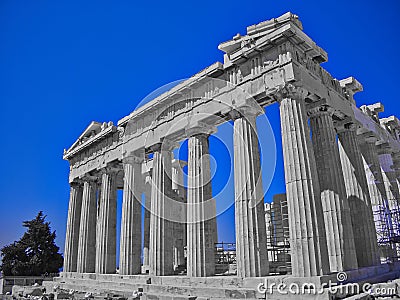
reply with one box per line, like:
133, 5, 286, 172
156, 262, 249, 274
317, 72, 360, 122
0, 211, 63, 276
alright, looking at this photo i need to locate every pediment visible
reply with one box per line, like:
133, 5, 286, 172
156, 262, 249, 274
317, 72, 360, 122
63, 121, 116, 159
218, 12, 302, 55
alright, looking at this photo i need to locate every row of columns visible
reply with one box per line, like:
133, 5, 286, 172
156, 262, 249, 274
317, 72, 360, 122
63, 108, 271, 278
64, 85, 398, 278
277, 85, 384, 276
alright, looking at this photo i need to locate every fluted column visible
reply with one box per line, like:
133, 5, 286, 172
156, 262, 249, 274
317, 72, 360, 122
360, 139, 391, 225
232, 109, 268, 278
378, 147, 400, 211
338, 125, 380, 267
64, 182, 83, 272
143, 172, 152, 270
360, 137, 395, 260
172, 159, 187, 197
309, 107, 357, 271
360, 138, 388, 207
96, 168, 118, 274
187, 131, 216, 277
149, 142, 175, 276
77, 177, 98, 273
277, 86, 329, 277
172, 159, 186, 271
119, 154, 143, 275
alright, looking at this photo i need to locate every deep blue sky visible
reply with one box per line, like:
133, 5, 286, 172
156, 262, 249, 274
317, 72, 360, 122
1, 0, 399, 261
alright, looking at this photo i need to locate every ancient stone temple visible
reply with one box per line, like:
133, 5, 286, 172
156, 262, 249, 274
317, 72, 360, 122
48, 12, 400, 299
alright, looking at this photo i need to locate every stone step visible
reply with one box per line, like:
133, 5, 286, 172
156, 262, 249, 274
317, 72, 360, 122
55, 274, 265, 289
46, 277, 263, 300
43, 264, 400, 300
142, 293, 197, 300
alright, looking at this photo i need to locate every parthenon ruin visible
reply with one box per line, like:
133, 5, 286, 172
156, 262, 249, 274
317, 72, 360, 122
50, 12, 400, 299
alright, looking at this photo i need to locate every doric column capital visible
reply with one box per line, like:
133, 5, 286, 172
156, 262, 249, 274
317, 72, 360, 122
172, 159, 187, 168
376, 141, 392, 155
392, 151, 400, 161
79, 174, 99, 183
391, 151, 400, 174
122, 155, 144, 165
273, 83, 308, 103
149, 139, 179, 153
231, 98, 264, 119
307, 105, 335, 118
70, 180, 83, 187
336, 122, 358, 134
122, 149, 145, 165
185, 123, 217, 138
98, 164, 121, 177
357, 130, 378, 145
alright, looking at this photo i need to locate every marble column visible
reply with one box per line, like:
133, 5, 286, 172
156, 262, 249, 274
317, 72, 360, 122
309, 107, 358, 271
172, 159, 186, 197
64, 182, 83, 272
360, 137, 395, 260
338, 125, 380, 267
149, 142, 175, 276
172, 159, 186, 271
360, 138, 390, 225
232, 109, 268, 278
143, 173, 152, 270
187, 132, 215, 277
119, 155, 143, 275
77, 178, 98, 273
378, 147, 400, 211
172, 208, 185, 271
95, 168, 118, 274
277, 87, 329, 277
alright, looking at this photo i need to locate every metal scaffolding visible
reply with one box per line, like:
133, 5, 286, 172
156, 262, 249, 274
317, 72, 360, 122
265, 194, 291, 275
373, 200, 400, 262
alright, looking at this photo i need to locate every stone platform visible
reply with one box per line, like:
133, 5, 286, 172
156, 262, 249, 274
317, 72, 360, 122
42, 263, 400, 300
